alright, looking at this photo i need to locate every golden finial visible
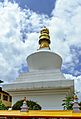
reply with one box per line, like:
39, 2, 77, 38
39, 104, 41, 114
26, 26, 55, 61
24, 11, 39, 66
39, 27, 51, 49
74, 94, 78, 101
24, 97, 27, 101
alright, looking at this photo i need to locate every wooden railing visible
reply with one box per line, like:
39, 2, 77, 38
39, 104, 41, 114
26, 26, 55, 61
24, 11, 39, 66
0, 110, 81, 118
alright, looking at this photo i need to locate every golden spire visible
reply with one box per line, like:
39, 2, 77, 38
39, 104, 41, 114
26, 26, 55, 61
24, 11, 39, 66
39, 27, 51, 49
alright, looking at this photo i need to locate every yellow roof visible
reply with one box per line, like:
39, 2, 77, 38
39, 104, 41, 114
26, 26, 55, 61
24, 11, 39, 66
0, 110, 81, 118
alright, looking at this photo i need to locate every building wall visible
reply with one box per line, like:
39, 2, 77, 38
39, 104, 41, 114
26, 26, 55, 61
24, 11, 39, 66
0, 91, 12, 107
12, 94, 65, 110
12, 89, 68, 110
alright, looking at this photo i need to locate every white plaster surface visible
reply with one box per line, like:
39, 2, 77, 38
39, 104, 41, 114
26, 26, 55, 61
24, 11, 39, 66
27, 51, 62, 71
3, 79, 74, 110
3, 50, 74, 110
12, 93, 66, 110
14, 70, 66, 83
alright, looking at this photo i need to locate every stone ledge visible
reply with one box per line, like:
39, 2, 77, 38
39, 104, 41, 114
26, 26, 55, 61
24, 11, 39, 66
3, 80, 74, 93
15, 70, 66, 83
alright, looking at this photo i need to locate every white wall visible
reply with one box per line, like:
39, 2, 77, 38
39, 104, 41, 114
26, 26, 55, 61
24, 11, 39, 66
12, 93, 66, 110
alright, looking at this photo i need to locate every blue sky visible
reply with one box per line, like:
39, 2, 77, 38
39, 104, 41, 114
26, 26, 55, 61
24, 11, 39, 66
0, 0, 81, 99
10, 0, 56, 16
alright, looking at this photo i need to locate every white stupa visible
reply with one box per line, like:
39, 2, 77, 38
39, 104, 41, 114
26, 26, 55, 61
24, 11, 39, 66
3, 27, 74, 110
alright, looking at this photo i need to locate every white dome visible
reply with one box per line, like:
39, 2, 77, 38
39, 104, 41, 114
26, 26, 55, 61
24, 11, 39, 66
27, 51, 62, 71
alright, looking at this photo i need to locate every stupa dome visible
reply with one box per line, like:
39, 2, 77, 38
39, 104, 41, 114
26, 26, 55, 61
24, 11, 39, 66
27, 51, 62, 71
27, 27, 62, 71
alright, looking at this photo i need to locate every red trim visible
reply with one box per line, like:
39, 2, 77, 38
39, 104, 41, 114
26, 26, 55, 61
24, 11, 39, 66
0, 116, 81, 119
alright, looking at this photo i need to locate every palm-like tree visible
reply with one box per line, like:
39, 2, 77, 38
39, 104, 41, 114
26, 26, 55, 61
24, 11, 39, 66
62, 96, 73, 110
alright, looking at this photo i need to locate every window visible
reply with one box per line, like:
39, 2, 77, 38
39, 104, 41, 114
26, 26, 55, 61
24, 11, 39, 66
0, 94, 1, 99
3, 95, 8, 101
9, 96, 12, 102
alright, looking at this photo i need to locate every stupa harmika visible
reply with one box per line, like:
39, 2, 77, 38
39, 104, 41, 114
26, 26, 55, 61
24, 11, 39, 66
3, 27, 74, 110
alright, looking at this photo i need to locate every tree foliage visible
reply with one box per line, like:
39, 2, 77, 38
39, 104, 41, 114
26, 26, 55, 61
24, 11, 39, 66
12, 100, 41, 110
0, 101, 7, 110
62, 95, 81, 110
62, 96, 73, 110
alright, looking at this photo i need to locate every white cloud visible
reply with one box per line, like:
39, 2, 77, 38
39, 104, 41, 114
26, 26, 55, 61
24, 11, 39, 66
48, 0, 81, 76
64, 74, 81, 101
0, 1, 49, 83
0, 1, 30, 82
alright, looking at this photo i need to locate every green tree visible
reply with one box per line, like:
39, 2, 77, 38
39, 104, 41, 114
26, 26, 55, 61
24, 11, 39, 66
62, 96, 73, 110
0, 101, 7, 110
12, 99, 41, 110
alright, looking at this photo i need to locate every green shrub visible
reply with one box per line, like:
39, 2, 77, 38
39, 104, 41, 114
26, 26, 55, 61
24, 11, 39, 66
0, 101, 7, 110
62, 96, 73, 110
12, 99, 41, 110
